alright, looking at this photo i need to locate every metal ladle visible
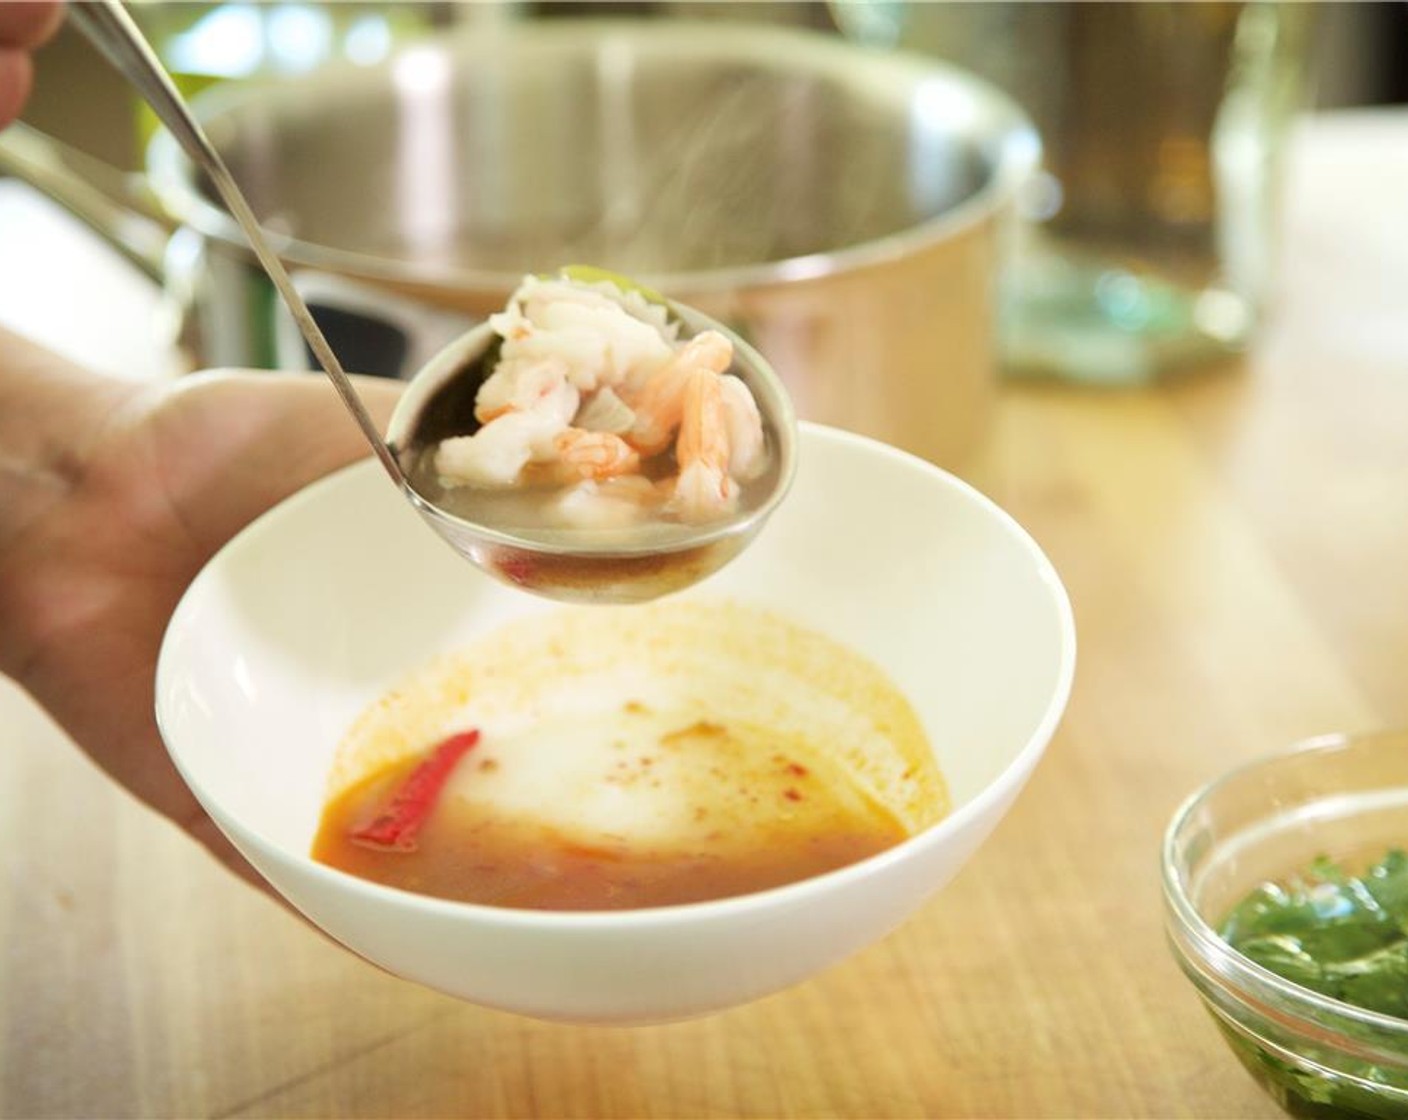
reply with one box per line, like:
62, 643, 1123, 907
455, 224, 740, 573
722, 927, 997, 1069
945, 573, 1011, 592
71, 0, 797, 604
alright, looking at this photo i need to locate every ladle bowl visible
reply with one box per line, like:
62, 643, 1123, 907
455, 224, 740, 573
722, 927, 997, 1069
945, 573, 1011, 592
387, 297, 797, 602
71, 0, 796, 604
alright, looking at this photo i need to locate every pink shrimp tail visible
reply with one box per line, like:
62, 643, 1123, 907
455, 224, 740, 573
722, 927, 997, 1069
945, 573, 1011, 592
625, 330, 734, 456
668, 368, 738, 522
552, 429, 642, 482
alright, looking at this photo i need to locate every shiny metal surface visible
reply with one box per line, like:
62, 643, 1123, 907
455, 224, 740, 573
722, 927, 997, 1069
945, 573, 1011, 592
69, 4, 795, 603
68, 0, 406, 487
149, 21, 1037, 468
151, 23, 1021, 285
0, 121, 169, 278
4, 19, 1037, 470
386, 298, 798, 604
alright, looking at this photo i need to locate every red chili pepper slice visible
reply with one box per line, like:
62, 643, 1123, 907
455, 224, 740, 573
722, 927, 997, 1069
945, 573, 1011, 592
349, 730, 480, 852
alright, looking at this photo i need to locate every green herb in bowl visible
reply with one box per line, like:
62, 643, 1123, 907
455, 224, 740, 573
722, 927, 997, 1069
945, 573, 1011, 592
1218, 849, 1408, 1117
1224, 850, 1408, 1019
1163, 731, 1408, 1120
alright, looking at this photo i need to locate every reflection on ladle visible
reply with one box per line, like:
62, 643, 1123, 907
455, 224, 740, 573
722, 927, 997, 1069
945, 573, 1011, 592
70, 0, 797, 604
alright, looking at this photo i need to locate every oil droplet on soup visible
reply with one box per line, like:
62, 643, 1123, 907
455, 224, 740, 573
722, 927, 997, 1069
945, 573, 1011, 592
312, 601, 948, 911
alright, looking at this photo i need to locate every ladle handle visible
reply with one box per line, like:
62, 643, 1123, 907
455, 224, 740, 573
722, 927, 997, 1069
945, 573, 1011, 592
68, 0, 407, 486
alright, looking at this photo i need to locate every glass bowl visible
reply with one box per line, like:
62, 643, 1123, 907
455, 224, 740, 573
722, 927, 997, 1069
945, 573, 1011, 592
1163, 729, 1408, 1119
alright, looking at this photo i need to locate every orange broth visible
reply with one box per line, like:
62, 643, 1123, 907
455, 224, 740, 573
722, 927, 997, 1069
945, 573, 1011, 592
312, 726, 909, 910
309, 601, 947, 912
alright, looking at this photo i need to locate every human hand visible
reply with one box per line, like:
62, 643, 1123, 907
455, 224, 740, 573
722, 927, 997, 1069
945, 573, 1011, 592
0, 328, 402, 889
0, 2, 63, 127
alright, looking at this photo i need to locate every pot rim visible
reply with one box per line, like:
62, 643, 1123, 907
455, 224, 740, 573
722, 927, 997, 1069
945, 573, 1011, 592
145, 19, 1041, 296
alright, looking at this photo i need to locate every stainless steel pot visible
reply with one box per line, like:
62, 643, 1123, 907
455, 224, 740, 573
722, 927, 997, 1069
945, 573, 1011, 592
2, 20, 1037, 468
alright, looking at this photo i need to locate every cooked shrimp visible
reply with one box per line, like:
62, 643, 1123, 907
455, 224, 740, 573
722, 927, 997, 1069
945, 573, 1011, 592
435, 412, 557, 488
668, 368, 738, 523
551, 429, 641, 482
474, 356, 572, 424
718, 373, 767, 482
491, 276, 677, 393
432, 273, 771, 533
435, 363, 579, 488
625, 330, 734, 456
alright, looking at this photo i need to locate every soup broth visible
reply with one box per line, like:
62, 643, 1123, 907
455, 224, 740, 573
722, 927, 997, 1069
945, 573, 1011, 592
312, 601, 948, 911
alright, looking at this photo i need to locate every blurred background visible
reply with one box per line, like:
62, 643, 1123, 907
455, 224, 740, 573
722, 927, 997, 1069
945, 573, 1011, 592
21, 2, 1408, 172
6, 1, 1405, 458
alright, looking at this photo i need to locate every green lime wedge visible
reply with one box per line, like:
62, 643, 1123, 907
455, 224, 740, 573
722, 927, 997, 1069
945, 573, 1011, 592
557, 264, 668, 307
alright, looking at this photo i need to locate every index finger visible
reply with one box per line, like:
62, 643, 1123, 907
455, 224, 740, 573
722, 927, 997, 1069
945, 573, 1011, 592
0, 2, 64, 50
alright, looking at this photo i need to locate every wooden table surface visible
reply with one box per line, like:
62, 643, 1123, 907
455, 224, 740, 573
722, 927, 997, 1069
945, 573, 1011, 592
4, 109, 1407, 1119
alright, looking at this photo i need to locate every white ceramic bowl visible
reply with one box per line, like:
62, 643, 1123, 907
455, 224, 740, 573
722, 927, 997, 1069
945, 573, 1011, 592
156, 423, 1075, 1024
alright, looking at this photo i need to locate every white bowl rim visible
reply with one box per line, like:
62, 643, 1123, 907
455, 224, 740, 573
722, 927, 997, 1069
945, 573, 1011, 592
156, 421, 1077, 930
